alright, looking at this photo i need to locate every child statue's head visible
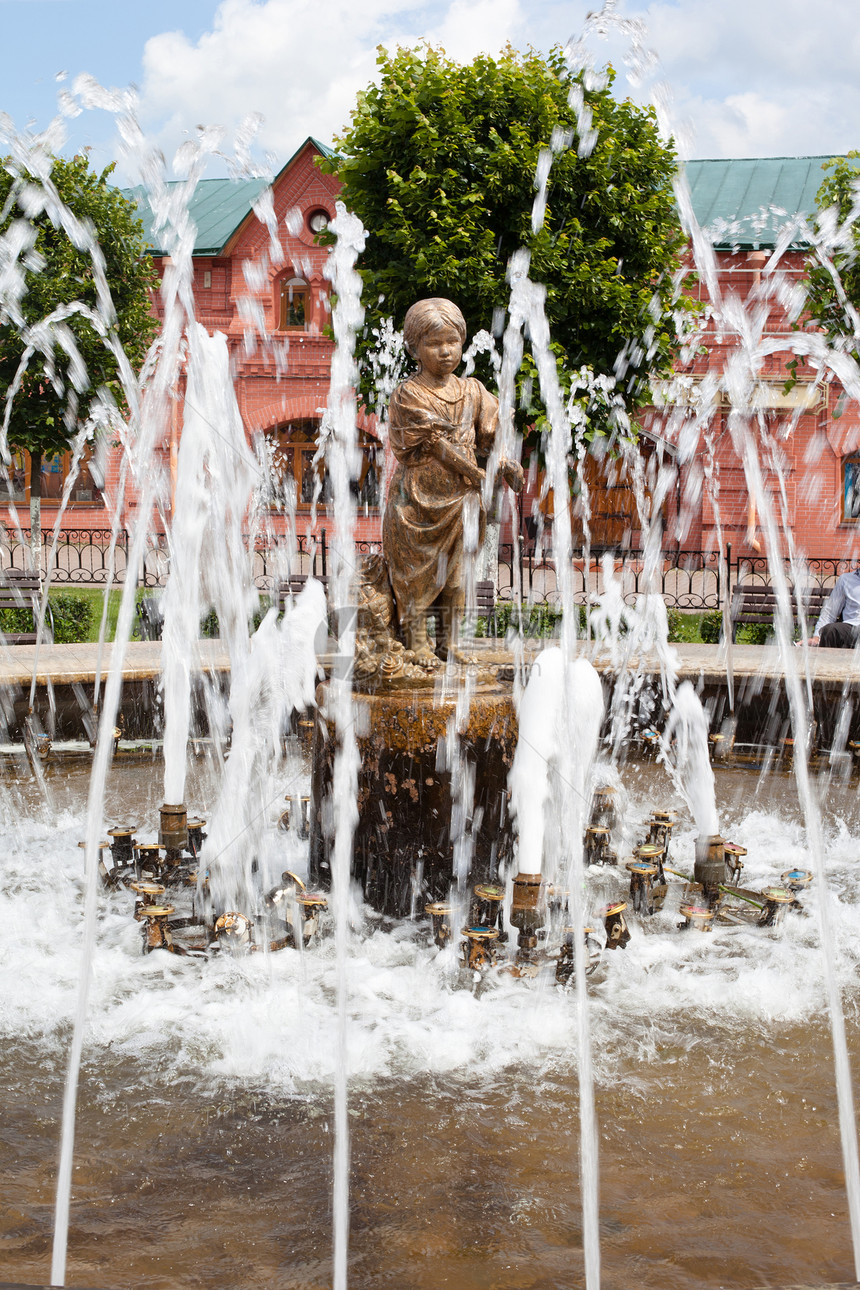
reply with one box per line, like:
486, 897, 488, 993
403, 298, 467, 359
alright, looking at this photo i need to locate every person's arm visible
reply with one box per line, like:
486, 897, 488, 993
813, 580, 846, 637
498, 459, 524, 492
799, 578, 846, 645
390, 393, 485, 486
428, 431, 485, 487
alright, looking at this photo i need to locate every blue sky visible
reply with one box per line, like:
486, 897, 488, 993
1, 0, 857, 181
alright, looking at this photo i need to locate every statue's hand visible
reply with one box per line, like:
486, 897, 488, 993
500, 459, 524, 493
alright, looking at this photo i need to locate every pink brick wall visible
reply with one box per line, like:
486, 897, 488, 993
8, 163, 860, 569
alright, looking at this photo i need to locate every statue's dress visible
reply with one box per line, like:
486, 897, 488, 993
383, 373, 498, 622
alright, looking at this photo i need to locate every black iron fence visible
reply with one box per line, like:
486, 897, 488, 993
0, 529, 337, 589
497, 542, 853, 611
0, 527, 852, 612
497, 544, 725, 610
1, 528, 127, 584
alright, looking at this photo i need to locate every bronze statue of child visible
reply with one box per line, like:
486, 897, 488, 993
382, 297, 524, 662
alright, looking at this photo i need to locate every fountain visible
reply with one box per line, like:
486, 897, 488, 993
309, 298, 525, 918
3, 14, 860, 1290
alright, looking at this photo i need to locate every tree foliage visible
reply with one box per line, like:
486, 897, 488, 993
320, 44, 692, 442
0, 152, 157, 471
800, 153, 860, 366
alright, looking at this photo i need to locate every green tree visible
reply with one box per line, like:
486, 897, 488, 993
0, 152, 157, 572
320, 44, 692, 446
797, 153, 860, 369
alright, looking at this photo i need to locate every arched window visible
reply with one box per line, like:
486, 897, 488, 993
267, 421, 381, 511
279, 276, 309, 331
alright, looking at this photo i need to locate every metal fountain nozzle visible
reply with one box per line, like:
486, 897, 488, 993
601, 901, 630, 949
471, 883, 506, 938
130, 880, 167, 918
460, 925, 500, 972
141, 904, 176, 952
159, 802, 188, 862
107, 826, 137, 871
782, 868, 812, 893
647, 810, 677, 864
425, 901, 454, 948
79, 839, 116, 886
556, 925, 602, 985
214, 911, 253, 948
724, 841, 747, 882
295, 893, 327, 946
585, 826, 617, 867
510, 872, 544, 928
590, 786, 618, 831
135, 842, 164, 879
678, 902, 714, 932
759, 886, 793, 927
186, 818, 207, 857
693, 834, 726, 907
626, 858, 660, 915
266, 870, 307, 908
509, 872, 546, 962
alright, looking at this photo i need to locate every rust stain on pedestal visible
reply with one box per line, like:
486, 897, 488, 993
311, 681, 518, 918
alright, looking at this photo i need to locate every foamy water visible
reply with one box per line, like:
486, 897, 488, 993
3, 763, 859, 1101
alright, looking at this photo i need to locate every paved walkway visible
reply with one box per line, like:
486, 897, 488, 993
2, 639, 859, 688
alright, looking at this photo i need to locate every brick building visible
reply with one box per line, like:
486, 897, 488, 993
127, 136, 382, 546
655, 156, 860, 565
2, 149, 858, 571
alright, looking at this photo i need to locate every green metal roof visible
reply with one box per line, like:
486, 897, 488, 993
683, 155, 859, 250
125, 137, 334, 257
126, 149, 853, 258
127, 175, 270, 256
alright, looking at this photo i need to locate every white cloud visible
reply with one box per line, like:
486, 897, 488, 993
638, 0, 860, 157
81, 0, 860, 177
423, 0, 522, 62
135, 0, 525, 172
682, 91, 815, 161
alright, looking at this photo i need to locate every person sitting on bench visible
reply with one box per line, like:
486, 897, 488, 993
802, 568, 860, 647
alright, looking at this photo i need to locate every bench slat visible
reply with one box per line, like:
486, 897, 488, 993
730, 583, 829, 641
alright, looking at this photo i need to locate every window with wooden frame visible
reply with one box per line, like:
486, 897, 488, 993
0, 449, 28, 503
279, 276, 309, 331
269, 421, 381, 511
0, 447, 102, 506
843, 456, 860, 522
270, 420, 323, 507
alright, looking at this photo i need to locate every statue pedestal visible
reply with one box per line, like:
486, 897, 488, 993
310, 680, 517, 917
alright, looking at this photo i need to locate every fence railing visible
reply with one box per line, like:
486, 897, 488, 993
497, 544, 726, 610
497, 543, 852, 611
0, 527, 850, 612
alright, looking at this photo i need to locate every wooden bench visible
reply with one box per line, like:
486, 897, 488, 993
275, 573, 328, 611
474, 579, 495, 618
729, 582, 829, 642
0, 570, 53, 644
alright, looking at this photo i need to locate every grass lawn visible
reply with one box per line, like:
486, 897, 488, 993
31, 595, 766, 647
49, 586, 131, 643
